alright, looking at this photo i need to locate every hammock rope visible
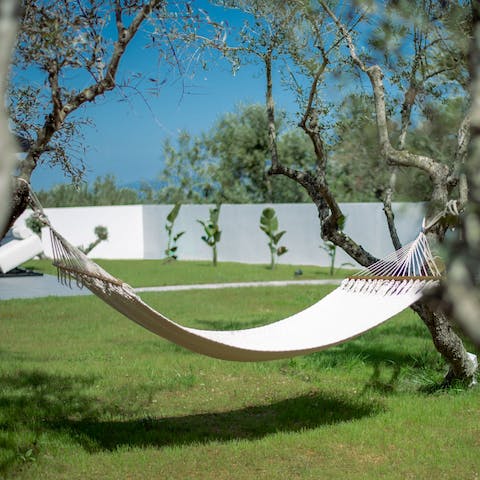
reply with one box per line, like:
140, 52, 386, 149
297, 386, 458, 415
24, 184, 442, 361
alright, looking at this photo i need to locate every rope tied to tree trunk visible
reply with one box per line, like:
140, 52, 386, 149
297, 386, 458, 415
343, 231, 442, 296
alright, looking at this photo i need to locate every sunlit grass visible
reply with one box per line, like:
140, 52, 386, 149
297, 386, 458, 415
22, 258, 351, 287
1, 284, 479, 479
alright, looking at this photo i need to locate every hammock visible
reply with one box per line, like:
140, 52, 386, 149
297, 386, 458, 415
39, 213, 441, 361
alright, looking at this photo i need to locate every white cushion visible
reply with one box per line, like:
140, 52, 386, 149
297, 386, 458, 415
0, 235, 44, 273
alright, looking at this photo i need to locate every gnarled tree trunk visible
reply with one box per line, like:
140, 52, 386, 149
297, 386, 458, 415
412, 302, 477, 384
261, 4, 477, 384
0, 0, 19, 235
1, 177, 30, 239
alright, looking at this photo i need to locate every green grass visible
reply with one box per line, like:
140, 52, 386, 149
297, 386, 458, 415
21, 258, 350, 287
1, 284, 479, 479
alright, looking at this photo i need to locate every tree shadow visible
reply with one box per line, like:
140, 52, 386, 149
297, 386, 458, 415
0, 369, 382, 461
53, 392, 382, 452
0, 370, 103, 475
362, 361, 403, 394
194, 317, 269, 331
306, 343, 423, 370
0, 370, 106, 426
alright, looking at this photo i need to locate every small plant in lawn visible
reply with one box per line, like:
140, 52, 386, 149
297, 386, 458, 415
320, 215, 352, 275
164, 203, 185, 261
197, 204, 222, 266
320, 241, 354, 276
260, 207, 288, 269
79, 225, 109, 255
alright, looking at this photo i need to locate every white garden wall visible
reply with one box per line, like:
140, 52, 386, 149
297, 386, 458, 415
14, 202, 426, 267
38, 205, 145, 259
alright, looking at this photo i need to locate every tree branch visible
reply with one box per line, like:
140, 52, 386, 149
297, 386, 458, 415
263, 38, 377, 266
299, 58, 328, 133
264, 48, 280, 172
19, 0, 164, 180
114, 0, 124, 37
320, 0, 449, 182
47, 59, 63, 130
380, 168, 402, 250
451, 112, 471, 208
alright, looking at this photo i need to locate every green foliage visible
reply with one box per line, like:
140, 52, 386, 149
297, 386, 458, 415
157, 131, 214, 204
158, 104, 314, 204
36, 175, 142, 207
320, 241, 354, 277
260, 207, 288, 269
206, 104, 277, 203
25, 214, 43, 236
197, 204, 222, 266
164, 203, 185, 260
94, 226, 108, 241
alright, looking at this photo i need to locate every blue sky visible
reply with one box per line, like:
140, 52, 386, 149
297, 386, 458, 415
29, 2, 298, 191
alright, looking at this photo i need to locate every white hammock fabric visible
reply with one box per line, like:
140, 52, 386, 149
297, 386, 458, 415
45, 223, 441, 362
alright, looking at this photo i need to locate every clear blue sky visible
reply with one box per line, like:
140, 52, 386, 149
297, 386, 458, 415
29, 2, 298, 191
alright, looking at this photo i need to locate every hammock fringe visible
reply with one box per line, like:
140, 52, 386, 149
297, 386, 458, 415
25, 184, 443, 361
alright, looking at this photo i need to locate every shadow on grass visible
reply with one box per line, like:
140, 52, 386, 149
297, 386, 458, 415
305, 343, 429, 371
0, 370, 102, 475
363, 361, 403, 394
0, 370, 382, 461
57, 391, 381, 452
194, 317, 271, 331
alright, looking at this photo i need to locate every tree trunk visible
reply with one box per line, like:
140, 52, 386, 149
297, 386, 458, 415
0, 177, 30, 240
412, 301, 477, 385
0, 0, 20, 237
440, 1, 480, 348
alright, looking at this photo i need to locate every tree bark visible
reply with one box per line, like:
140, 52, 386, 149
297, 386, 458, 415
0, 0, 19, 235
1, 177, 29, 239
440, 1, 480, 348
412, 302, 477, 384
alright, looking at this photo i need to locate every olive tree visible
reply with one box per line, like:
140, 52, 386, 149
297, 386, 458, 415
220, 0, 476, 384
3, 0, 225, 239
441, 2, 480, 348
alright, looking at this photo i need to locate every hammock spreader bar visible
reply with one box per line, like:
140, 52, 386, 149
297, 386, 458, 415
42, 221, 441, 361
23, 180, 442, 361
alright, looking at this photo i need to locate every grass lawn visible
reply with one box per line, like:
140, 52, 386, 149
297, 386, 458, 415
21, 258, 350, 287
1, 281, 479, 479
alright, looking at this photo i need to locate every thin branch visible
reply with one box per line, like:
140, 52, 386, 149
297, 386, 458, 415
319, 0, 447, 181
451, 111, 471, 207
319, 1, 367, 72
46, 59, 63, 129
398, 27, 422, 150
20, 0, 164, 180
299, 58, 328, 130
324, 10, 369, 58
114, 0, 124, 37
264, 49, 279, 171
381, 168, 402, 250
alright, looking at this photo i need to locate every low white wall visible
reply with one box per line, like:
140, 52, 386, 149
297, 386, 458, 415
14, 202, 426, 266
37, 205, 145, 259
